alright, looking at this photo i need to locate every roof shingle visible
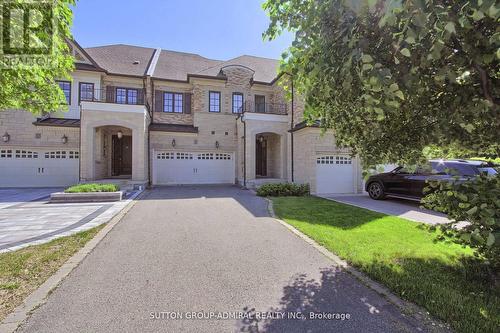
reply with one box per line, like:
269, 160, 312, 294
83, 44, 281, 83
85, 44, 156, 77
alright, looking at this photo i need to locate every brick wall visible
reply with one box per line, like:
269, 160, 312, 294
0, 109, 80, 149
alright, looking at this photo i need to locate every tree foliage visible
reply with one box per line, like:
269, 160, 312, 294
263, 0, 499, 165
423, 175, 500, 274
0, 0, 75, 115
264, 0, 500, 277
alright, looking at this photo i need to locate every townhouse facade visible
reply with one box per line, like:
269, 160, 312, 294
0, 40, 363, 195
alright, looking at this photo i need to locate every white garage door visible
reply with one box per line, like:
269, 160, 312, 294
153, 151, 235, 185
316, 155, 355, 194
0, 148, 79, 187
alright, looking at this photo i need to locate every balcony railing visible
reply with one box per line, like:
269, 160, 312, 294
80, 88, 145, 105
243, 101, 287, 115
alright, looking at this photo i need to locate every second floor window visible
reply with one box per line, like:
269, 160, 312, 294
116, 88, 138, 105
255, 95, 266, 113
232, 93, 243, 113
163, 92, 183, 113
209, 91, 221, 112
57, 81, 71, 104
79, 82, 94, 102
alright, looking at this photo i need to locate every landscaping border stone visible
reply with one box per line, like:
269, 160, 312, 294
49, 191, 122, 203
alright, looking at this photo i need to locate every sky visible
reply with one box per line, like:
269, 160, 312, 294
71, 0, 294, 61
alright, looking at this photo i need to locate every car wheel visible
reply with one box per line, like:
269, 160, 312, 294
368, 182, 385, 200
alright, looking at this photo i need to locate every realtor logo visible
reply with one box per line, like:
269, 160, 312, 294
0, 0, 55, 67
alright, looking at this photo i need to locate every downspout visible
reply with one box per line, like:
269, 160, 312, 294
144, 77, 152, 187
243, 117, 246, 188
144, 48, 161, 187
236, 114, 247, 188
290, 75, 295, 182
78, 104, 82, 183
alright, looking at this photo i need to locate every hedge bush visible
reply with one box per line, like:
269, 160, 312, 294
256, 183, 310, 197
423, 174, 500, 279
64, 183, 120, 193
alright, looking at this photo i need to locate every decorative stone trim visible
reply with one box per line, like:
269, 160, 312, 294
50, 191, 122, 203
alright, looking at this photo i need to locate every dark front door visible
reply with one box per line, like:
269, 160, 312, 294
256, 138, 267, 177
112, 135, 132, 176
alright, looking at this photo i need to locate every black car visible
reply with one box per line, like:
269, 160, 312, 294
365, 159, 498, 201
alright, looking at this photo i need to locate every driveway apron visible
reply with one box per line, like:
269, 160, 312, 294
18, 186, 424, 333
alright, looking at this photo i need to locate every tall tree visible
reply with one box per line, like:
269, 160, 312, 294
264, 0, 499, 165
0, 0, 76, 115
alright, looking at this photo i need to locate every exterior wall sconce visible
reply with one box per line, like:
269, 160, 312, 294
215, 141, 220, 149
117, 131, 123, 139
171, 139, 176, 147
258, 135, 264, 143
61, 135, 68, 144
2, 132, 10, 143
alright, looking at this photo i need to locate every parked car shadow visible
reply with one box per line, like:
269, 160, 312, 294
237, 266, 422, 333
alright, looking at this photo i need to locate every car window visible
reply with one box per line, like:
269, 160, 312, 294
395, 167, 411, 174
416, 164, 433, 175
443, 162, 479, 176
429, 162, 447, 175
477, 167, 497, 176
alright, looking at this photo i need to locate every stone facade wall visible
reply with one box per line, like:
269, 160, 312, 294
242, 117, 289, 183
292, 127, 362, 194
80, 107, 149, 182
265, 134, 281, 178
0, 109, 80, 149
0, 64, 362, 192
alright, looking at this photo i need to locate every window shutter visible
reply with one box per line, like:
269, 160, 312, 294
155, 90, 163, 112
106, 86, 115, 103
184, 93, 192, 114
137, 89, 145, 105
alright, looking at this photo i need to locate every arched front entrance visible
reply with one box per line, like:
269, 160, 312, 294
255, 132, 282, 179
94, 126, 133, 179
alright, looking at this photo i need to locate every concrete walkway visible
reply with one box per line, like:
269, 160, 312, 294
321, 194, 450, 225
0, 188, 60, 210
18, 186, 426, 333
0, 189, 142, 252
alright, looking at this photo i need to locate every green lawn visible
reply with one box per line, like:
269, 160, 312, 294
272, 196, 499, 333
0, 225, 104, 322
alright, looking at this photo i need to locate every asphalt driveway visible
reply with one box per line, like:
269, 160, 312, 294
321, 194, 450, 225
18, 186, 425, 332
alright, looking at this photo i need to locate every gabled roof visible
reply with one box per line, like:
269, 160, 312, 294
81, 43, 281, 83
153, 50, 221, 81
197, 55, 280, 83
85, 44, 156, 77
66, 39, 106, 72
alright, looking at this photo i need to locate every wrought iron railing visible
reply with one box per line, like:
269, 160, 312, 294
243, 101, 287, 115
79, 88, 145, 105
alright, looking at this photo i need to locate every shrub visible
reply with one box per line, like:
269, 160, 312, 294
64, 183, 120, 193
256, 183, 310, 197
422, 175, 500, 282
